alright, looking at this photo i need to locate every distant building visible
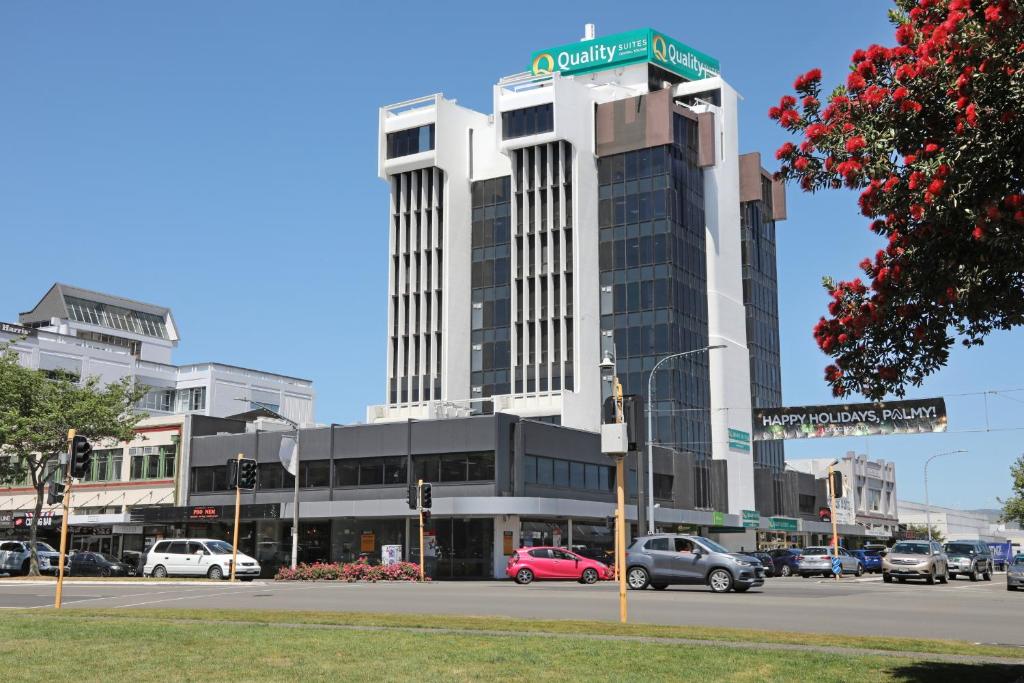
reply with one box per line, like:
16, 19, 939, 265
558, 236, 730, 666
898, 501, 1002, 542
788, 451, 899, 538
0, 283, 314, 558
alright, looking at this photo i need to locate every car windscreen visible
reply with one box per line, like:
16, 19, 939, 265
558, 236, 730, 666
892, 542, 930, 555
35, 542, 57, 553
693, 537, 730, 554
99, 553, 120, 563
863, 550, 880, 556
205, 541, 233, 554
803, 547, 830, 555
943, 543, 975, 555
1014, 556, 1024, 566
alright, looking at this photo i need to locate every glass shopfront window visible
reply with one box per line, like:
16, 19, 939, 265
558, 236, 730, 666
330, 518, 406, 564
414, 452, 495, 483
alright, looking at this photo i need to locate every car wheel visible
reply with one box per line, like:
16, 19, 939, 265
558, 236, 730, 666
708, 568, 733, 593
971, 565, 979, 582
651, 583, 668, 590
580, 568, 599, 585
883, 573, 893, 583
152, 565, 168, 579
100, 568, 111, 578
938, 569, 948, 584
983, 566, 992, 581
207, 565, 224, 581
855, 563, 864, 577
514, 568, 534, 585
627, 567, 650, 590
949, 572, 957, 580
780, 565, 792, 577
20, 560, 30, 577
926, 573, 935, 585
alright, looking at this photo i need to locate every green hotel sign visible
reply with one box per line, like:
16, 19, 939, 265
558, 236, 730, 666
769, 517, 798, 532
530, 28, 719, 82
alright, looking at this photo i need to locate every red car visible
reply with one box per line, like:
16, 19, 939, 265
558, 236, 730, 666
507, 547, 613, 585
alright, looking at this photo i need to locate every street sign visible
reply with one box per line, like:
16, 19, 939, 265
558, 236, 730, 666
712, 511, 725, 526
832, 557, 842, 575
742, 510, 760, 529
769, 517, 798, 532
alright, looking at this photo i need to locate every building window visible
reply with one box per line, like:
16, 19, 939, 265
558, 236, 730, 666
386, 124, 435, 159
64, 295, 169, 339
190, 465, 229, 493
82, 449, 123, 483
175, 387, 207, 413
303, 460, 331, 488
653, 473, 673, 500
129, 445, 176, 480
249, 400, 280, 413
799, 494, 816, 514
257, 462, 295, 490
333, 457, 408, 487
868, 489, 882, 512
523, 454, 614, 492
413, 452, 495, 483
502, 104, 554, 139
139, 389, 174, 413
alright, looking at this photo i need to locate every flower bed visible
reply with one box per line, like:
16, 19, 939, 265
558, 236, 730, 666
274, 560, 426, 582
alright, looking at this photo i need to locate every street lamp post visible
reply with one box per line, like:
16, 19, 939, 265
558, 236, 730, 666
600, 350, 627, 624
645, 345, 725, 535
924, 449, 967, 546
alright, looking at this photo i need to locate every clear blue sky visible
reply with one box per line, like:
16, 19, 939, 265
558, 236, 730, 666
2, 1, 1020, 511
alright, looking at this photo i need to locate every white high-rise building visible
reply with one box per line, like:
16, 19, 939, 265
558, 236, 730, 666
368, 28, 787, 513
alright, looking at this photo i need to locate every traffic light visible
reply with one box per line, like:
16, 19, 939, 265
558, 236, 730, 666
226, 459, 239, 487
237, 458, 258, 490
70, 435, 93, 479
47, 479, 66, 506
818, 506, 832, 523
622, 394, 645, 452
420, 482, 432, 509
407, 484, 417, 510
421, 509, 431, 526
829, 470, 844, 499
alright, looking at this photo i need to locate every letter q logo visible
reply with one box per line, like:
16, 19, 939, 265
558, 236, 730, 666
532, 53, 555, 75
651, 34, 667, 62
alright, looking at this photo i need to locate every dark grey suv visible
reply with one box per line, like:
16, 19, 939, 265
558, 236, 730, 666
944, 540, 993, 581
625, 534, 765, 593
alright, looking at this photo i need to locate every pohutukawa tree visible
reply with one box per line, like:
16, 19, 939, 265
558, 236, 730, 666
771, 0, 1023, 399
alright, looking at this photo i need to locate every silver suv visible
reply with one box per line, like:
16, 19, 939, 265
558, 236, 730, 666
0, 540, 64, 576
625, 534, 765, 593
943, 540, 993, 582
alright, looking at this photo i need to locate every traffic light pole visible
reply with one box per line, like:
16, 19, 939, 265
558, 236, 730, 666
612, 375, 627, 624
54, 429, 75, 609
417, 479, 425, 582
230, 452, 243, 582
828, 464, 840, 582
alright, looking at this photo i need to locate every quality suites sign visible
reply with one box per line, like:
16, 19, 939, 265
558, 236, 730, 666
530, 28, 719, 82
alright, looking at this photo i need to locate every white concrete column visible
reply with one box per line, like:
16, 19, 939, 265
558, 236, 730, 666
492, 514, 520, 579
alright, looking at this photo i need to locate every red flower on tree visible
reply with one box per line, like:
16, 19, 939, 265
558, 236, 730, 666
770, 0, 1024, 400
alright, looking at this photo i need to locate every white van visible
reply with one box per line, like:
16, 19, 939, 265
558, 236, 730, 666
143, 538, 260, 580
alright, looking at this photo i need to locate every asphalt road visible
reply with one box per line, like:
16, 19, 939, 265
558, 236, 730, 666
2, 574, 1022, 646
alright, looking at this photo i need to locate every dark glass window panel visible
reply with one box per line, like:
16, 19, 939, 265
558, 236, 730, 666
537, 457, 554, 486
304, 460, 331, 488
384, 457, 407, 485
467, 452, 495, 481
553, 459, 570, 487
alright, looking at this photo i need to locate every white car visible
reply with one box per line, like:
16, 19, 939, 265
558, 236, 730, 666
143, 538, 260, 580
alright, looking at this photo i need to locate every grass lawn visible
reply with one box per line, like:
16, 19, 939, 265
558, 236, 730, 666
2, 610, 1022, 682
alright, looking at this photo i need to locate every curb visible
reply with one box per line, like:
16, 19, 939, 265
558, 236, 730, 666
0, 579, 269, 587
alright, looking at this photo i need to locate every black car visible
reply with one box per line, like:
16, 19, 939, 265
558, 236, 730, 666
68, 551, 129, 577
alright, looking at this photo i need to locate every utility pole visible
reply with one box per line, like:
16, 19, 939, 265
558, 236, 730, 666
230, 452, 243, 582
827, 462, 840, 582
54, 429, 75, 609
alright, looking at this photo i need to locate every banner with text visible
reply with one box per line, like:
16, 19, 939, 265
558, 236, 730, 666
753, 398, 947, 441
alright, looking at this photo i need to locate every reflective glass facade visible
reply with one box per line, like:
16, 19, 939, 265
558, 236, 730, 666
741, 175, 784, 472
470, 177, 512, 408
598, 114, 711, 462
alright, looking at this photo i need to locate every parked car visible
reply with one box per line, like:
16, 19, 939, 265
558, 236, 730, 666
120, 550, 144, 577
882, 540, 949, 584
768, 548, 802, 577
624, 534, 765, 593
749, 552, 776, 577
797, 546, 864, 577
849, 548, 883, 574
1007, 554, 1024, 592
68, 551, 129, 577
143, 538, 260, 580
0, 540, 65, 576
507, 547, 613, 584
944, 540, 993, 581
